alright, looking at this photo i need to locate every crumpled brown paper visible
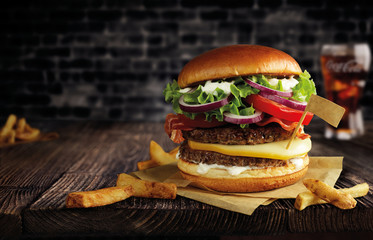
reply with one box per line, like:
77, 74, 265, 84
133, 156, 343, 215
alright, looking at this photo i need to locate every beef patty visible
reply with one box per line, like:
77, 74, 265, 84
179, 142, 287, 168
182, 123, 291, 145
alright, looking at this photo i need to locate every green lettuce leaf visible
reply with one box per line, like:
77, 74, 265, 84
249, 72, 316, 102
163, 80, 183, 114
250, 74, 285, 91
163, 79, 258, 126
163, 71, 316, 127
277, 80, 284, 91
251, 75, 271, 88
292, 70, 317, 102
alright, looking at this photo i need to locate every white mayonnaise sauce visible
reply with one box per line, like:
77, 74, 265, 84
179, 87, 192, 93
197, 163, 265, 176
176, 150, 181, 160
196, 156, 304, 176
268, 76, 298, 91
289, 157, 304, 170
201, 80, 234, 96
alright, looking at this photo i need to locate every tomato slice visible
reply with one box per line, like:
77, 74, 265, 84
244, 94, 313, 125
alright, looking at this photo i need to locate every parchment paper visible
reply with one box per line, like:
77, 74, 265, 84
133, 156, 343, 215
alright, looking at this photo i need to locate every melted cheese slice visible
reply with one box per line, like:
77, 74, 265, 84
188, 138, 311, 160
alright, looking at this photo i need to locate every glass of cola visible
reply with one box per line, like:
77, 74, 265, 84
321, 43, 371, 140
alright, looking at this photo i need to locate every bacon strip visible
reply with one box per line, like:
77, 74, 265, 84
165, 114, 310, 144
170, 129, 184, 144
296, 128, 311, 140
165, 114, 192, 143
165, 113, 228, 143
256, 116, 297, 131
256, 116, 310, 139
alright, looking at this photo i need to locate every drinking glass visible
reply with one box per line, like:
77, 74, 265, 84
320, 43, 371, 140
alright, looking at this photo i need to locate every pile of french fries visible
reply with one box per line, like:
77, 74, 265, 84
295, 178, 369, 210
66, 173, 177, 208
66, 141, 178, 208
67, 140, 370, 210
0, 114, 41, 144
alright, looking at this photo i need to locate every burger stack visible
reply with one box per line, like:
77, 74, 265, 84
163, 45, 316, 193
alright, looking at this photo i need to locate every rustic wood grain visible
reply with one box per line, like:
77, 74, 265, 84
24, 205, 288, 235
1, 120, 373, 236
0, 213, 21, 236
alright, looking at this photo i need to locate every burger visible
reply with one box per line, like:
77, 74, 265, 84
163, 45, 317, 192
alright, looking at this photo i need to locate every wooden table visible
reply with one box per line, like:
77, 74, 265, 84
1, 120, 372, 237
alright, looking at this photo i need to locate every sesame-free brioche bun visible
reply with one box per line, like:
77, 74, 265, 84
178, 45, 302, 88
177, 155, 309, 193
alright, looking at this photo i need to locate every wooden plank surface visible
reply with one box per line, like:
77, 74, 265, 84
1, 120, 372, 236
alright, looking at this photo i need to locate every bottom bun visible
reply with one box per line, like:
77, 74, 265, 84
178, 155, 309, 193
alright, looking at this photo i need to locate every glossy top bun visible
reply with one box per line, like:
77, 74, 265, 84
178, 45, 302, 88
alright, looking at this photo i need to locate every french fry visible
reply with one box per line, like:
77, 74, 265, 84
66, 186, 133, 208
137, 141, 179, 170
0, 114, 17, 141
295, 183, 369, 210
16, 118, 26, 134
302, 178, 357, 210
116, 173, 177, 199
5, 130, 16, 144
16, 124, 40, 141
0, 114, 56, 145
150, 140, 178, 166
137, 159, 159, 171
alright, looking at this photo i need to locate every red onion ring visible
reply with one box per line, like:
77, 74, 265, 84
259, 92, 307, 111
244, 78, 293, 97
179, 94, 233, 113
223, 110, 264, 124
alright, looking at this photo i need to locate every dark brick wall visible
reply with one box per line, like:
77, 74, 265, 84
1, 0, 373, 122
